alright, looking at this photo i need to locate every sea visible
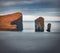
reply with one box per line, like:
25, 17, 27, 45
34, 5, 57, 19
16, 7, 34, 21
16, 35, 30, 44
0, 21, 60, 53
23, 21, 60, 32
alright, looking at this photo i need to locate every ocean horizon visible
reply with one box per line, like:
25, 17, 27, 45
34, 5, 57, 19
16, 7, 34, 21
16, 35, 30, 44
23, 21, 60, 32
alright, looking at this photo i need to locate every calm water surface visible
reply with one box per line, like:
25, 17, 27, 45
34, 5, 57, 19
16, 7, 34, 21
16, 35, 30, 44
23, 21, 60, 32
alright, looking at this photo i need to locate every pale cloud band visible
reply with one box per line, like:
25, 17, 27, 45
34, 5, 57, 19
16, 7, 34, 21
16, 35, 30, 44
23, 15, 60, 21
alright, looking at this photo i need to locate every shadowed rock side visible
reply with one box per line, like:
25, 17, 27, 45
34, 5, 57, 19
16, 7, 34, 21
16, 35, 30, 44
11, 16, 23, 31
35, 17, 44, 32
0, 12, 23, 31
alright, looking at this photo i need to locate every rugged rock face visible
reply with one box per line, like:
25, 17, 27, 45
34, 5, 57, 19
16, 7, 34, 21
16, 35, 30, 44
35, 17, 44, 32
0, 12, 23, 31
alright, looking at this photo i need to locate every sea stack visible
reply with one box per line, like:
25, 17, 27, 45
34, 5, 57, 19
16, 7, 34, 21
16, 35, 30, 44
35, 17, 44, 32
0, 12, 23, 31
46, 23, 51, 32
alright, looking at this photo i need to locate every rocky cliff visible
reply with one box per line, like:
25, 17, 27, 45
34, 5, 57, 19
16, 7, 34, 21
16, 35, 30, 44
35, 17, 44, 32
0, 12, 23, 31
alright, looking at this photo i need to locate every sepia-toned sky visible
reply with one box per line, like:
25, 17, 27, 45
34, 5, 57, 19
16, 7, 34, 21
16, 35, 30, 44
0, 0, 60, 21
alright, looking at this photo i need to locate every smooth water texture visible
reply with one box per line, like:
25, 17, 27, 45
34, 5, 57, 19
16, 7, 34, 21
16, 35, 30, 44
23, 21, 60, 32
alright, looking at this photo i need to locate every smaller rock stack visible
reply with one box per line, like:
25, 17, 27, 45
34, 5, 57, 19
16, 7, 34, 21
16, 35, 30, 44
35, 17, 44, 32
46, 23, 51, 32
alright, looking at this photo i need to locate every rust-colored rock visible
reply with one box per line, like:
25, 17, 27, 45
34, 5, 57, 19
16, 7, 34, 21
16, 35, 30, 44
0, 12, 23, 31
35, 17, 44, 32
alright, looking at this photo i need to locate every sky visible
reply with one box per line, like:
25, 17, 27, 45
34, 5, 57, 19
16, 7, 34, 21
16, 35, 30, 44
0, 0, 60, 21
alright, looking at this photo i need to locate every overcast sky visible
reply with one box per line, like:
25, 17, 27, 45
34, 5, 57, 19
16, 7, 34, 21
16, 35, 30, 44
0, 0, 60, 21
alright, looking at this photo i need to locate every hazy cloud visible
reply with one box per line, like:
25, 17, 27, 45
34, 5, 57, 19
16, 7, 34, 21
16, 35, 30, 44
0, 0, 60, 7
0, 0, 60, 20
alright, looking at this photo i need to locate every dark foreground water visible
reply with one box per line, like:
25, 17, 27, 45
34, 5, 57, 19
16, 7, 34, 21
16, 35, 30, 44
23, 21, 60, 32
0, 32, 60, 53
